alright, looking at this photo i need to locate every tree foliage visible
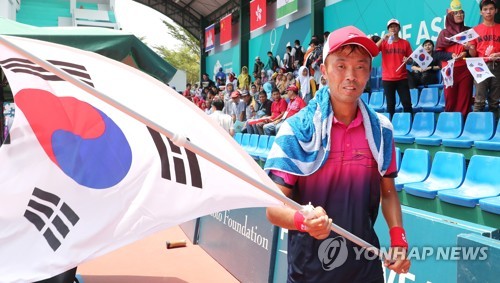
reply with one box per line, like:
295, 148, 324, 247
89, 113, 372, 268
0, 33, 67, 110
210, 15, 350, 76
155, 20, 200, 84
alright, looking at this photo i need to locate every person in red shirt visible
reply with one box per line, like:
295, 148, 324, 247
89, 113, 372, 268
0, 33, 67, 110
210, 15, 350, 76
263, 85, 305, 135
469, 0, 500, 120
376, 19, 413, 119
256, 89, 288, 134
435, 0, 473, 118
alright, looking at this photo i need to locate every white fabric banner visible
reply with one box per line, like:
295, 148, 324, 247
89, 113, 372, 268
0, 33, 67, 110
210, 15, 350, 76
410, 45, 433, 70
441, 59, 455, 89
465, 57, 495, 84
0, 36, 282, 282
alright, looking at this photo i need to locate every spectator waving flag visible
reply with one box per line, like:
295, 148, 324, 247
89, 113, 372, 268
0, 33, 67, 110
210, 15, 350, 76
441, 59, 455, 88
446, 28, 479, 44
465, 57, 494, 84
0, 35, 283, 282
410, 45, 434, 70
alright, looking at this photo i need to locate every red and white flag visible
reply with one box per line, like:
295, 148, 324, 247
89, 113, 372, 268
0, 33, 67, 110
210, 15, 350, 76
410, 45, 433, 70
250, 0, 267, 32
441, 59, 455, 88
465, 57, 494, 84
205, 24, 215, 51
446, 28, 479, 44
220, 14, 232, 45
0, 35, 282, 282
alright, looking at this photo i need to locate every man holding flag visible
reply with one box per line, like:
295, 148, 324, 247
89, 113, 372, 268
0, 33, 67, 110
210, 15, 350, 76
469, 0, 500, 120
376, 19, 413, 120
265, 26, 410, 283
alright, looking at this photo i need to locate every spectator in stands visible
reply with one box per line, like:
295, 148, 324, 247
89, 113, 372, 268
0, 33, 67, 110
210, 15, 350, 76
469, 0, 500, 120
226, 72, 238, 90
238, 66, 251, 90
263, 81, 274, 100
254, 77, 263, 92
264, 51, 279, 77
241, 90, 257, 132
296, 66, 317, 104
229, 90, 246, 123
286, 72, 296, 89
435, 0, 473, 118
223, 82, 235, 114
376, 18, 413, 119
205, 99, 213, 115
183, 83, 192, 98
201, 73, 215, 88
253, 56, 265, 79
291, 40, 305, 69
260, 69, 269, 84
250, 83, 259, 102
247, 91, 273, 134
263, 85, 305, 135
408, 40, 441, 89
277, 73, 287, 95
215, 67, 226, 88
318, 75, 328, 90
209, 99, 234, 136
265, 26, 409, 283
283, 46, 293, 72
257, 88, 288, 135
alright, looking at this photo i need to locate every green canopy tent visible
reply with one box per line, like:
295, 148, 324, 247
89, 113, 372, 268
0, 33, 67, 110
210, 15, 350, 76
0, 18, 176, 87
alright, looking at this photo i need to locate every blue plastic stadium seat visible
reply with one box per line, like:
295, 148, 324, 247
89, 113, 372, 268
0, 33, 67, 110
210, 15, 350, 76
368, 91, 385, 112
438, 155, 500, 207
239, 133, 251, 149
249, 135, 269, 159
395, 149, 431, 191
234, 132, 243, 144
395, 112, 435, 144
370, 67, 379, 91
395, 147, 401, 171
258, 135, 276, 161
474, 121, 500, 151
392, 113, 412, 136
415, 112, 462, 146
410, 88, 419, 108
433, 92, 445, 112
404, 152, 465, 199
414, 88, 439, 112
360, 92, 369, 104
395, 92, 403, 112
479, 197, 500, 215
243, 134, 259, 154
442, 112, 494, 148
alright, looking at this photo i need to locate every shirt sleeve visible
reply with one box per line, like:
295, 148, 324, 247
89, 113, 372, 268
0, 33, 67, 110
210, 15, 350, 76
269, 170, 298, 187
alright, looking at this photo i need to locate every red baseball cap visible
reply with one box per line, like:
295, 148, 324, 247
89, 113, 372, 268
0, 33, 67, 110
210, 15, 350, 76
286, 85, 299, 93
230, 91, 240, 98
323, 26, 379, 61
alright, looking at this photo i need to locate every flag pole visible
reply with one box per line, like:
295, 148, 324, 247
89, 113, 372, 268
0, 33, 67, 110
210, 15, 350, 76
0, 36, 382, 257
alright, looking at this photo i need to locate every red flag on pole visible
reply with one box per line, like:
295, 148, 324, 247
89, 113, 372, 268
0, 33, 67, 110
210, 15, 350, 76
250, 0, 267, 32
220, 14, 232, 45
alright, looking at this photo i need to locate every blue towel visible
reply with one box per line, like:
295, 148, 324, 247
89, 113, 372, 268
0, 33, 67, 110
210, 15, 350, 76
264, 86, 394, 176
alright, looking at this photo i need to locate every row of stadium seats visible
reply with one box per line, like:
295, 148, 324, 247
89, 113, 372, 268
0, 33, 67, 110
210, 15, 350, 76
364, 88, 445, 113
370, 66, 443, 92
394, 149, 500, 214
234, 133, 275, 162
393, 112, 500, 151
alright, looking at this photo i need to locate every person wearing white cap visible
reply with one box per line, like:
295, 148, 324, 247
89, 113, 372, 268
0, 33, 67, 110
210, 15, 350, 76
376, 18, 413, 119
266, 26, 410, 282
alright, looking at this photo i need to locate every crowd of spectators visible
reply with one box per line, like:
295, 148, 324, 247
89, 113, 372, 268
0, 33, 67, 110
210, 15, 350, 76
181, 34, 332, 136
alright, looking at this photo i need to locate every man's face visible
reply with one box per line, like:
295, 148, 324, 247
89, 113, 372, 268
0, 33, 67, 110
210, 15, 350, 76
388, 23, 400, 35
227, 84, 233, 92
320, 46, 371, 104
272, 91, 281, 101
259, 93, 267, 103
481, 4, 497, 21
423, 42, 433, 53
251, 85, 257, 92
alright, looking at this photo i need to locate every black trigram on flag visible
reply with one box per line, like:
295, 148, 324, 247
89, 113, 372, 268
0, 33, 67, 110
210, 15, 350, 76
24, 187, 79, 251
0, 57, 94, 87
147, 127, 203, 189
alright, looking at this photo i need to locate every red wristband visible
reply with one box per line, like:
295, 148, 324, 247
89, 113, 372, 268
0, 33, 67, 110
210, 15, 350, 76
390, 227, 408, 249
293, 211, 307, 232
